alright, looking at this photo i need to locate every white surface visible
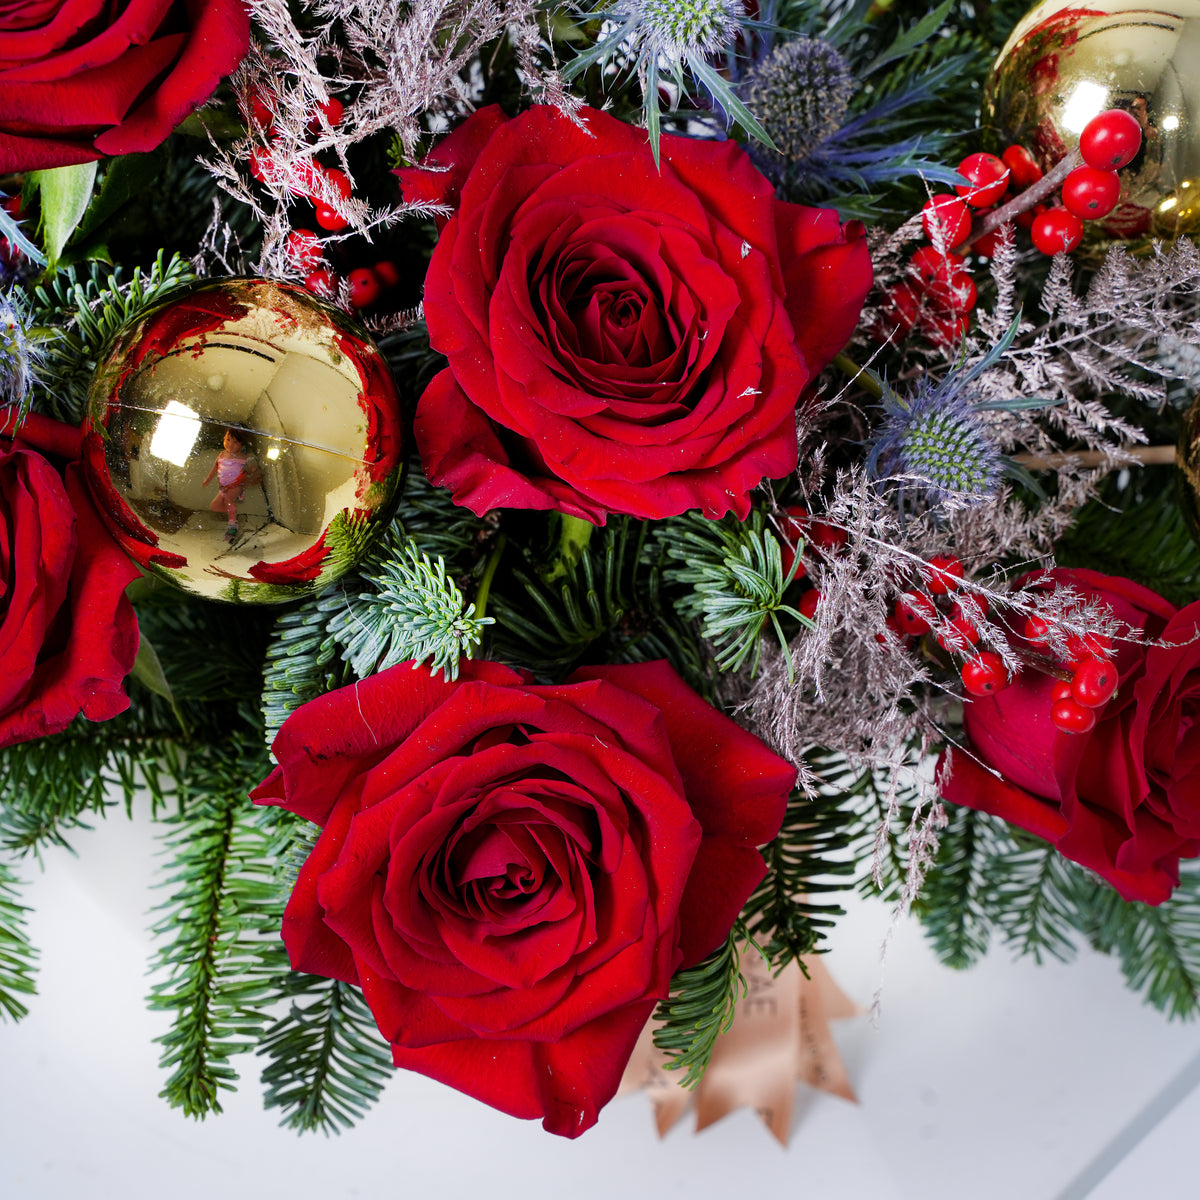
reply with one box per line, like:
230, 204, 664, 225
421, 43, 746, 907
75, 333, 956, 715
4, 802, 1200, 1200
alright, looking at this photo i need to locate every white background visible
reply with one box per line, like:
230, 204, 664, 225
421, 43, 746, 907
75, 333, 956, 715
4, 800, 1200, 1200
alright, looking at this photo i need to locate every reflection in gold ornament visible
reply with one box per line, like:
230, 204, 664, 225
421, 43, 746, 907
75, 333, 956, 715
983, 1, 1200, 244
82, 279, 404, 603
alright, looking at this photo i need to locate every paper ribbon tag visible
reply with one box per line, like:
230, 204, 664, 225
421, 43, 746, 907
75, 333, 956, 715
619, 952, 859, 1145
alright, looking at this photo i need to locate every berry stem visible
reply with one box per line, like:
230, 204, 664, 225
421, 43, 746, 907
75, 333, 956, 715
833, 352, 884, 400
1014, 445, 1175, 470
956, 149, 1082, 252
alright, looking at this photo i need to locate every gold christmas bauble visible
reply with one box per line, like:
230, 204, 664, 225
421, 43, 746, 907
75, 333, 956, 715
82, 278, 404, 603
983, 0, 1200, 244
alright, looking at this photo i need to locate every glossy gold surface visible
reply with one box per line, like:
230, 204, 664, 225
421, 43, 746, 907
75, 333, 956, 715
984, 1, 1200, 244
84, 279, 403, 603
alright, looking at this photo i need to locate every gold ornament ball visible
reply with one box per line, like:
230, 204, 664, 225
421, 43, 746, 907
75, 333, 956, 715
82, 278, 404, 603
983, 0, 1200, 244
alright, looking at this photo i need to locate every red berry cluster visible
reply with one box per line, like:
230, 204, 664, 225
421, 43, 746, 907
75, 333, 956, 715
889, 556, 1014, 694
775, 505, 850, 623
248, 93, 399, 311
1022, 616, 1118, 734
1, 194, 26, 269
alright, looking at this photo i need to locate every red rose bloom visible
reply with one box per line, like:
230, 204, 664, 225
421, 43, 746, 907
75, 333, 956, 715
398, 105, 872, 523
0, 416, 140, 746
941, 568, 1200, 904
0, 0, 252, 174
252, 658, 794, 1135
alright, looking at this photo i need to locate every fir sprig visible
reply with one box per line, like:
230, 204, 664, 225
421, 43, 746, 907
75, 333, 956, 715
0, 861, 38, 1022
146, 736, 282, 1118
652, 929, 744, 1088
258, 975, 392, 1134
24, 251, 194, 423
658, 510, 805, 680
328, 534, 494, 683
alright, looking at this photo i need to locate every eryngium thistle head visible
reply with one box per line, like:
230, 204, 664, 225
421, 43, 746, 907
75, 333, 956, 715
868, 385, 1001, 506
615, 0, 742, 60
742, 38, 855, 163
0, 295, 31, 409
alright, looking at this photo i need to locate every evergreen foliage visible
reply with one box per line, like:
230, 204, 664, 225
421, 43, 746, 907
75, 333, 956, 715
259, 975, 393, 1134
658, 510, 806, 680
0, 862, 38, 1022
24, 252, 195, 423
742, 760, 859, 969
652, 929, 744, 1088
146, 735, 282, 1118
914, 805, 994, 969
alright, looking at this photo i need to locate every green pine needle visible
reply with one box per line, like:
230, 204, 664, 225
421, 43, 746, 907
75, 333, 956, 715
652, 930, 745, 1089
0, 862, 38, 1022
258, 975, 392, 1134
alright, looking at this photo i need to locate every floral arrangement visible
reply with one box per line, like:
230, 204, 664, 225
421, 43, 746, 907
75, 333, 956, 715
4, 0, 1200, 1142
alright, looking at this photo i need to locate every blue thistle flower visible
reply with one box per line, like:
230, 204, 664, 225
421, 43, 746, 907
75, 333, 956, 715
866, 317, 1041, 509
0, 294, 32, 410
742, 38, 855, 165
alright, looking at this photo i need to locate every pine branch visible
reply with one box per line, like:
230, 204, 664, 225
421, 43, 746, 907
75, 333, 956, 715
652, 930, 745, 1089
258, 975, 392, 1134
25, 251, 195, 423
741, 762, 858, 970
146, 735, 282, 1118
658, 510, 805, 680
915, 805, 995, 969
491, 516, 708, 690
261, 587, 349, 746
1081, 863, 1200, 1020
328, 534, 493, 683
0, 861, 38, 1022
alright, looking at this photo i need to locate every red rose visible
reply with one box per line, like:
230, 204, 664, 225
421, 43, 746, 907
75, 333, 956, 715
0, 0, 251, 173
251, 658, 793, 1135
941, 568, 1200, 904
398, 105, 872, 523
0, 414, 140, 746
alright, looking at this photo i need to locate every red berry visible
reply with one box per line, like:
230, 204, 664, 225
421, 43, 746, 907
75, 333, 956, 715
1051, 696, 1097, 735
908, 246, 965, 295
944, 271, 978, 315
971, 213, 1005, 258
798, 589, 820, 621
883, 282, 923, 335
1071, 657, 1118, 709
1023, 615, 1051, 646
304, 268, 340, 297
348, 267, 382, 309
936, 615, 980, 652
1031, 208, 1084, 255
922, 312, 971, 348
956, 153, 1010, 208
808, 520, 847, 554
1051, 679, 1074, 702
249, 144, 277, 184
1014, 202, 1047, 231
1002, 144, 1043, 189
285, 228, 323, 272
894, 592, 938, 636
922, 194, 972, 249
1062, 166, 1121, 220
309, 96, 345, 131
776, 506, 810, 581
373, 260, 400, 288
321, 167, 352, 200
925, 555, 964, 594
315, 203, 349, 231
961, 651, 1010, 697
1080, 109, 1143, 171
250, 93, 275, 132
1065, 632, 1112, 665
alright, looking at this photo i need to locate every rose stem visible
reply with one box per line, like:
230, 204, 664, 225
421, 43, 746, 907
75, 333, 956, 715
1014, 445, 1175, 469
473, 533, 507, 622
955, 148, 1082, 254
833, 352, 884, 401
